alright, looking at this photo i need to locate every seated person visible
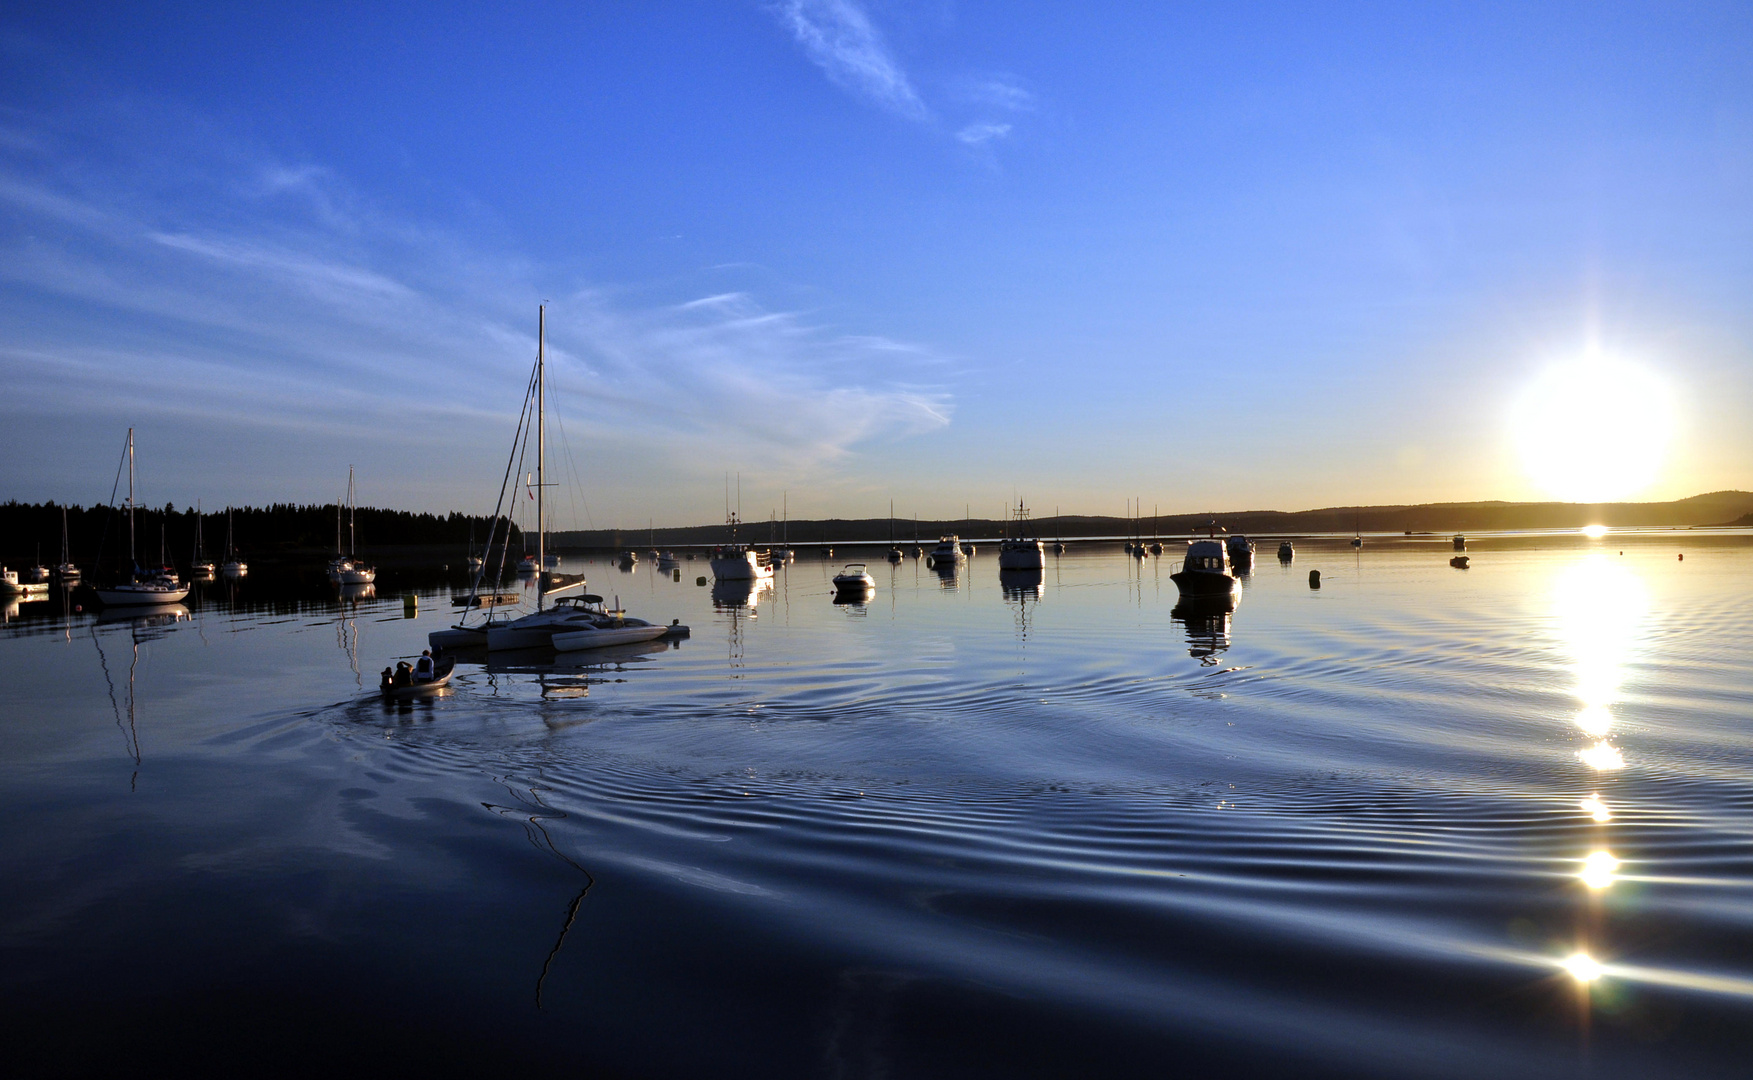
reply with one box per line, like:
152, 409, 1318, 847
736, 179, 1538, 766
414, 650, 435, 680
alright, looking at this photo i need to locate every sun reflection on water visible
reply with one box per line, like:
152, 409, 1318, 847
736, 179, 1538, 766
1579, 850, 1620, 890
1551, 555, 1648, 767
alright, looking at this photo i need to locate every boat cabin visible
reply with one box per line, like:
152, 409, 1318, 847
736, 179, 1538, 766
1182, 539, 1231, 574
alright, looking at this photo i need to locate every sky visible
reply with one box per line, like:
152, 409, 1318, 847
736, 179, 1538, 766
1, 1, 1749, 529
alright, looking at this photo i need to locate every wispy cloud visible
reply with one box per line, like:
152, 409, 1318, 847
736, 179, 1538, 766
767, 0, 929, 120
0, 104, 953, 512
956, 123, 1012, 146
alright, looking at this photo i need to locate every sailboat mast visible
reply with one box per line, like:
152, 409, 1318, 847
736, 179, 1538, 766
348, 465, 357, 557
126, 428, 136, 574
536, 304, 546, 610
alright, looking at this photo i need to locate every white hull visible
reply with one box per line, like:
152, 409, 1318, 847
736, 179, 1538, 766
95, 582, 192, 606
551, 622, 668, 651
710, 555, 773, 580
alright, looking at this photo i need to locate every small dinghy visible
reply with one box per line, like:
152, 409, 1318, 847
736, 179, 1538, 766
380, 655, 456, 697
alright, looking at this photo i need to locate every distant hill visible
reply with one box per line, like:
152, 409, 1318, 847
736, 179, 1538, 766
551, 491, 1753, 548
1726, 511, 1753, 527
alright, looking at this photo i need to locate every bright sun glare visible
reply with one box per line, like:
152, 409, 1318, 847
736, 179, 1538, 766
1512, 353, 1677, 503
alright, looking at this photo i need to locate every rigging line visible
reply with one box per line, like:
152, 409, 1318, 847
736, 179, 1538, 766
549, 407, 594, 533
95, 430, 130, 576
464, 359, 540, 616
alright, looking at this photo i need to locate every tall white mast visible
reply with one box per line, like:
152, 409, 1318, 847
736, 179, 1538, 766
537, 304, 546, 611
348, 465, 356, 557
126, 428, 136, 576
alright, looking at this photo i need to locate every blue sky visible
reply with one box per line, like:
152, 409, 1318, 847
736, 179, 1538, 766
1, 2, 1748, 528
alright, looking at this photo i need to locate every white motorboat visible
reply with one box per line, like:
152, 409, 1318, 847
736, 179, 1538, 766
929, 536, 965, 564
1225, 534, 1255, 564
1453, 534, 1466, 551
93, 429, 194, 606
1278, 540, 1295, 561
551, 609, 673, 651
1170, 533, 1238, 598
484, 595, 610, 650
832, 563, 876, 593
21, 550, 49, 584
710, 544, 773, 581
0, 567, 48, 596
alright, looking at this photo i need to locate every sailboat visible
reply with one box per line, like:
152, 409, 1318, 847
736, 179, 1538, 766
886, 500, 903, 562
772, 493, 793, 563
93, 429, 191, 606
433, 305, 598, 651
1351, 510, 1364, 549
21, 544, 50, 584
222, 507, 248, 574
190, 500, 216, 576
328, 467, 377, 584
55, 507, 80, 580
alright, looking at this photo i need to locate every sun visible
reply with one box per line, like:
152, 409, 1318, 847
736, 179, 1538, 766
1511, 353, 1676, 503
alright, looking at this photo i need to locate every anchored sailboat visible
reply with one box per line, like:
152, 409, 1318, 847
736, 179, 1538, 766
93, 429, 191, 606
328, 467, 376, 584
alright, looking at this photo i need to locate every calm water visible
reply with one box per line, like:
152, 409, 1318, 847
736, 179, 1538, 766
3, 533, 1752, 1077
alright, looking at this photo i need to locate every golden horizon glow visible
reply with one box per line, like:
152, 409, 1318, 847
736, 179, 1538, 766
1582, 524, 1608, 538
1512, 353, 1677, 504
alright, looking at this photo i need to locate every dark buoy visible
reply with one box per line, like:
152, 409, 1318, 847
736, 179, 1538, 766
695, 576, 707, 586
1678, 553, 1683, 561
1308, 569, 1321, 589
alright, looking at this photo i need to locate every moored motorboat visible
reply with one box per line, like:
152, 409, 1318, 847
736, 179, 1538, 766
484, 594, 608, 650
1278, 540, 1294, 561
1170, 535, 1239, 597
997, 499, 1046, 571
1452, 534, 1466, 551
929, 536, 964, 564
551, 610, 672, 651
832, 563, 876, 593
1225, 534, 1255, 565
710, 543, 773, 581
1450, 555, 1470, 569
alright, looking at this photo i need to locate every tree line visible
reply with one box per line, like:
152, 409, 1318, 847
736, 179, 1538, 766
0, 501, 522, 568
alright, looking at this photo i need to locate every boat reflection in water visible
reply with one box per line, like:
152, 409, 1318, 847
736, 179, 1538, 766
1171, 590, 1239, 665
999, 566, 1043, 601
831, 584, 875, 611
930, 556, 961, 591
710, 577, 771, 612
